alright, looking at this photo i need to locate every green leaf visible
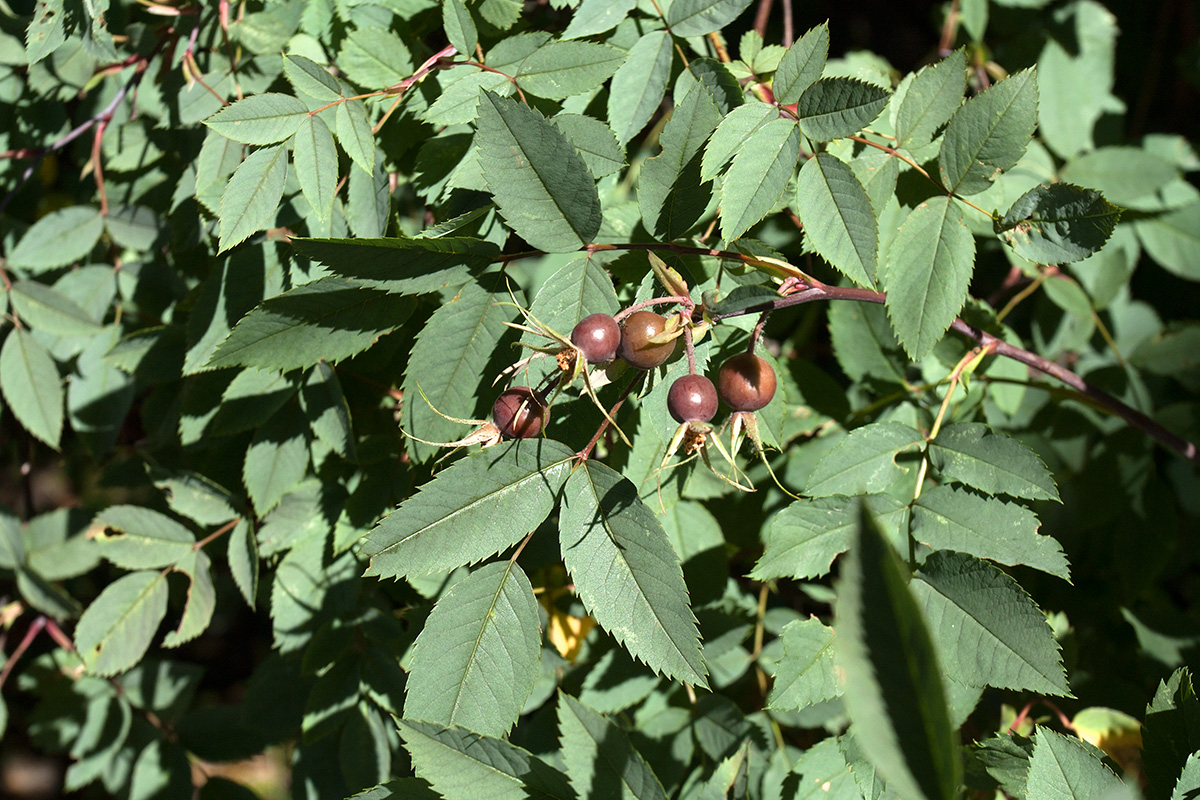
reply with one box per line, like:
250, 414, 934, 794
881, 196, 976, 360
1172, 753, 1200, 800
0, 508, 23, 569
768, 618, 840, 711
701, 102, 776, 182
227, 519, 258, 610
243, 403, 310, 516
929, 423, 1059, 501
995, 183, 1120, 265
25, 0, 66, 64
607, 31, 673, 145
516, 41, 626, 100
805, 422, 925, 497
8, 280, 102, 336
638, 83, 722, 239
553, 113, 625, 179
338, 27, 413, 88
563, 0, 637, 40
751, 493, 907, 580
1134, 203, 1200, 281
1143, 669, 1200, 800
405, 562, 541, 737
75, 570, 169, 676
894, 50, 967, 149
773, 23, 829, 105
720, 119, 800, 242
798, 78, 890, 142
336, 99, 376, 175
7, 206, 103, 272
667, 0, 754, 38
204, 94, 310, 145
425, 69, 513, 126
443, 0, 477, 57
402, 274, 517, 461
163, 551, 216, 648
0, 328, 63, 449
290, 236, 500, 295
293, 115, 338, 220
93, 505, 196, 569
913, 551, 1070, 695
218, 144, 288, 253
364, 439, 577, 579
104, 205, 164, 252
523, 257, 620, 348
1060, 146, 1178, 207
1024, 727, 1122, 800
283, 54, 342, 102
208, 278, 414, 371
300, 362, 354, 459
558, 693, 668, 800
398, 719, 576, 800
558, 460, 707, 687
475, 91, 602, 253
835, 503, 960, 800
793, 738, 862, 800
795, 152, 879, 288
912, 486, 1068, 580
938, 67, 1038, 195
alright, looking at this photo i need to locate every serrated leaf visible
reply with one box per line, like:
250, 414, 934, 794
638, 82, 722, 239
795, 152, 879, 288
336, 99, 376, 175
912, 486, 1069, 580
93, 505, 196, 569
798, 78, 890, 142
26, 0, 66, 64
291, 236, 500, 295
399, 719, 575, 800
1143, 669, 1200, 799
835, 503, 960, 800
218, 144, 287, 253
895, 50, 966, 150
1172, 754, 1200, 800
1134, 203, 1200, 281
75, 570, 169, 676
402, 274, 517, 461
563, 0, 637, 40
443, 0, 477, 56
283, 54, 342, 101
938, 67, 1038, 196
805, 422, 925, 497
558, 460, 707, 687
301, 362, 354, 459
163, 551, 216, 648
607, 31, 673, 145
208, 278, 414, 371
406, 562, 541, 736
227, 518, 258, 609
751, 493, 908, 580
364, 439, 577, 579
243, 403, 309, 516
475, 91, 601, 252
774, 23, 829, 105
913, 551, 1070, 695
558, 693, 668, 800
720, 119, 800, 242
1024, 727, 1122, 800
425, 69, 513, 126
995, 183, 1120, 265
929, 423, 1059, 501
338, 27, 413, 88
881, 196, 976, 360
7, 206, 103, 271
516, 41, 626, 100
701, 102, 776, 182
553, 114, 625, 179
667, 0, 754, 38
523, 257, 620, 348
293, 115, 337, 220
0, 328, 64, 449
768, 618, 840, 711
8, 281, 102, 336
204, 94, 310, 145
793, 738, 862, 800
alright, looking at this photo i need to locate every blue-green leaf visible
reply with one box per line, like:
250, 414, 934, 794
795, 152, 879, 288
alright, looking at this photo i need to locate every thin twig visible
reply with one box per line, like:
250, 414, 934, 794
0, 616, 46, 693
577, 372, 643, 461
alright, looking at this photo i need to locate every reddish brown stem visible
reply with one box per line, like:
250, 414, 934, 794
577, 372, 643, 461
0, 616, 46, 692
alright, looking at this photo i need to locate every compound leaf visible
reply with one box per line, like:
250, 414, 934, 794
768, 618, 840, 712
1024, 727, 1122, 800
720, 119, 800, 242
291, 236, 500, 296
93, 505, 196, 570
667, 0, 754, 38
7, 206, 103, 272
405, 562, 542, 737
795, 152, 879, 288
75, 570, 169, 677
929, 423, 1059, 501
558, 460, 707, 687
798, 78, 890, 142
701, 101, 776, 182
895, 50, 966, 150
805, 422, 925, 498
515, 41, 626, 100
204, 93, 310, 145
639, 83, 722, 239
218, 143, 287, 253
995, 183, 1120, 265
8, 281, 102, 337
364, 439, 577, 579
939, 67, 1038, 196
558, 692, 667, 800
0, 328, 63, 449
607, 31, 673, 145
293, 115, 338, 220
773, 23, 829, 105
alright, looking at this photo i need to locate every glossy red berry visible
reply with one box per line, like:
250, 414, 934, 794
492, 387, 548, 439
717, 353, 777, 411
571, 313, 621, 364
617, 311, 677, 369
668, 374, 718, 423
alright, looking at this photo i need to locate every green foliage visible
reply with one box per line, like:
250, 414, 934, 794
3, 1, 1199, 799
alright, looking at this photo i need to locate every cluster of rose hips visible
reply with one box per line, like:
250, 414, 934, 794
491, 309, 777, 441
